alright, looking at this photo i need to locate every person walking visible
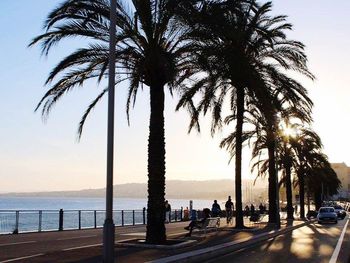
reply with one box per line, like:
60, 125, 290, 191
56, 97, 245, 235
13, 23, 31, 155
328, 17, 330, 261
211, 200, 221, 217
225, 196, 234, 224
165, 200, 171, 223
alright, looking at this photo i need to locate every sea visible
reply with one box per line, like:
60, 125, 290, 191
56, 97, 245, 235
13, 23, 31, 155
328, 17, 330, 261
0, 197, 216, 210
0, 197, 220, 234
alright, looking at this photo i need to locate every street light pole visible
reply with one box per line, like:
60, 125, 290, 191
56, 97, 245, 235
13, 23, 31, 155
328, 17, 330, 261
103, 0, 116, 262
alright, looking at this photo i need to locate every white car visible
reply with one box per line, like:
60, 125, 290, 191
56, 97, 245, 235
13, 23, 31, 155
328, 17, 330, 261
317, 207, 338, 224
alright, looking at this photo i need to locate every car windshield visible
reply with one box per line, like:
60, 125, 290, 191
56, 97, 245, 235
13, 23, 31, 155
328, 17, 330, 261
319, 208, 335, 213
333, 205, 342, 209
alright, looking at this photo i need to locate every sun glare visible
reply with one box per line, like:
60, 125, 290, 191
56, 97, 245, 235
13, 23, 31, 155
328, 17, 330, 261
279, 121, 298, 138
284, 127, 297, 137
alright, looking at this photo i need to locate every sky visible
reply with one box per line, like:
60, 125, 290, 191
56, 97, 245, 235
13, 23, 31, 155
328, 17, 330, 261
0, 0, 349, 193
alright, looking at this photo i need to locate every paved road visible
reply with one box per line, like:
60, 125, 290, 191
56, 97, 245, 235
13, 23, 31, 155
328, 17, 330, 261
211, 215, 350, 263
0, 215, 295, 262
0, 221, 197, 262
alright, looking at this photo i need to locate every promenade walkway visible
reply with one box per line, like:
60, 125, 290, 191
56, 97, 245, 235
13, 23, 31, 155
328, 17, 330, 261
0, 215, 312, 262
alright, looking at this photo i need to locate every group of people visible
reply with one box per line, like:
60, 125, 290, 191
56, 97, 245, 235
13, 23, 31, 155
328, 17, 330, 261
243, 203, 267, 217
174, 198, 268, 236
184, 196, 235, 236
211, 196, 234, 223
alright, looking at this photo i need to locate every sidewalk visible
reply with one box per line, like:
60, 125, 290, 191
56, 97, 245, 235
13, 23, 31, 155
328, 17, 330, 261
42, 217, 312, 263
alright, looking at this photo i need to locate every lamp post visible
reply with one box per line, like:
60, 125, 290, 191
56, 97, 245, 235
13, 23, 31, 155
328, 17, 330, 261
103, 0, 117, 262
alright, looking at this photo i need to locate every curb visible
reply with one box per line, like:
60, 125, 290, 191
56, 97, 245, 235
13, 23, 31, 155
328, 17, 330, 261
117, 239, 197, 249
147, 220, 315, 263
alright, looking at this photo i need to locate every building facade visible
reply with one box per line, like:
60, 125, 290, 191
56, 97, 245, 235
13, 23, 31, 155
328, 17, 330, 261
331, 162, 350, 199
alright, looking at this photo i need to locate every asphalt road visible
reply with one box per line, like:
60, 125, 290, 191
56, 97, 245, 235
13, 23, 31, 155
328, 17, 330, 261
0, 214, 333, 263
0, 216, 266, 262
0, 221, 196, 262
211, 215, 350, 263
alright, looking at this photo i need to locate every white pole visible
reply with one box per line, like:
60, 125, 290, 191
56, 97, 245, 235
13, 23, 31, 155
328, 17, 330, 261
103, 0, 116, 262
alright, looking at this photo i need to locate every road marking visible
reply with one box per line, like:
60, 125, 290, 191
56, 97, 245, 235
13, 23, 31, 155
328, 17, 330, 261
329, 217, 349, 263
56, 234, 97, 240
62, 243, 102, 251
1, 253, 44, 262
0, 241, 36, 247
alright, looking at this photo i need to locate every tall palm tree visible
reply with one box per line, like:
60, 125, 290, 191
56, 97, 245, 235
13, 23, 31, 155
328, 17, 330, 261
279, 131, 296, 220
178, 0, 313, 227
29, 0, 197, 244
292, 129, 340, 214
249, 101, 312, 221
291, 127, 324, 218
277, 118, 312, 220
297, 152, 340, 211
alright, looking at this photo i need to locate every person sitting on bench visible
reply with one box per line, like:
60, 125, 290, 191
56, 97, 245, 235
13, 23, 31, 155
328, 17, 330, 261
184, 208, 211, 237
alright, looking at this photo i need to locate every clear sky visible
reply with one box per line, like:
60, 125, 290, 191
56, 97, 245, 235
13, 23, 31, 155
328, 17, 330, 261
0, 0, 349, 193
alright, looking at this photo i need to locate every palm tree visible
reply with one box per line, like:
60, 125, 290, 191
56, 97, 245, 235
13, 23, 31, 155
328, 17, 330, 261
291, 128, 324, 217
279, 131, 296, 220
29, 0, 197, 244
297, 152, 340, 211
249, 102, 312, 221
177, 0, 313, 228
277, 118, 313, 220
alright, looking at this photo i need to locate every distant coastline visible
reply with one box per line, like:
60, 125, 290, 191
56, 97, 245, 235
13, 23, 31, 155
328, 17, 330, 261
0, 179, 267, 200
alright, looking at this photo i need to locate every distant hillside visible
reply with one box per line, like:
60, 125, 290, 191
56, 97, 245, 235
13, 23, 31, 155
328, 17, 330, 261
1, 179, 267, 200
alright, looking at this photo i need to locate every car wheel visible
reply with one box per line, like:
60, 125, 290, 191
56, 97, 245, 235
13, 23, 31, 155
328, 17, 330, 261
335, 220, 338, 224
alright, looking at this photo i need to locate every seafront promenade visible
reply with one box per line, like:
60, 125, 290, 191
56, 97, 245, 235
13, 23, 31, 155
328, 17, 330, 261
0, 215, 336, 263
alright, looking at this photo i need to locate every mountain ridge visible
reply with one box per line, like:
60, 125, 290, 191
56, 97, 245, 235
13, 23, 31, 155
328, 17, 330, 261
1, 179, 267, 200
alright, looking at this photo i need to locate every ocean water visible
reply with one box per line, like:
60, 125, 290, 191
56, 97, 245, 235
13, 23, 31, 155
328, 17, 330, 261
0, 197, 218, 234
0, 196, 217, 210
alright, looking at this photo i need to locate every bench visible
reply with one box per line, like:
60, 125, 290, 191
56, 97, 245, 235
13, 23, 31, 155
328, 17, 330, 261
199, 217, 221, 234
249, 212, 266, 223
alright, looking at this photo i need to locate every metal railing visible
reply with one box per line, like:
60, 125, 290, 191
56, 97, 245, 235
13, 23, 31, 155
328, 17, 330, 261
0, 208, 183, 234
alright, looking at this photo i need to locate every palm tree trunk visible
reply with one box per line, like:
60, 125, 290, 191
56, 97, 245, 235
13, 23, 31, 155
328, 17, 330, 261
314, 189, 322, 211
285, 164, 294, 220
299, 175, 305, 218
235, 87, 244, 228
146, 84, 166, 244
307, 188, 311, 212
267, 137, 277, 223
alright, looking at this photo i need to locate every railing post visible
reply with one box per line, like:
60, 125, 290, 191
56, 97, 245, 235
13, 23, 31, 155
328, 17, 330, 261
175, 209, 178, 221
121, 210, 124, 226
143, 207, 146, 225
38, 210, 42, 232
78, 210, 81, 230
94, 210, 97, 229
14, 211, 19, 234
59, 209, 64, 231
180, 207, 183, 221
132, 210, 135, 225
